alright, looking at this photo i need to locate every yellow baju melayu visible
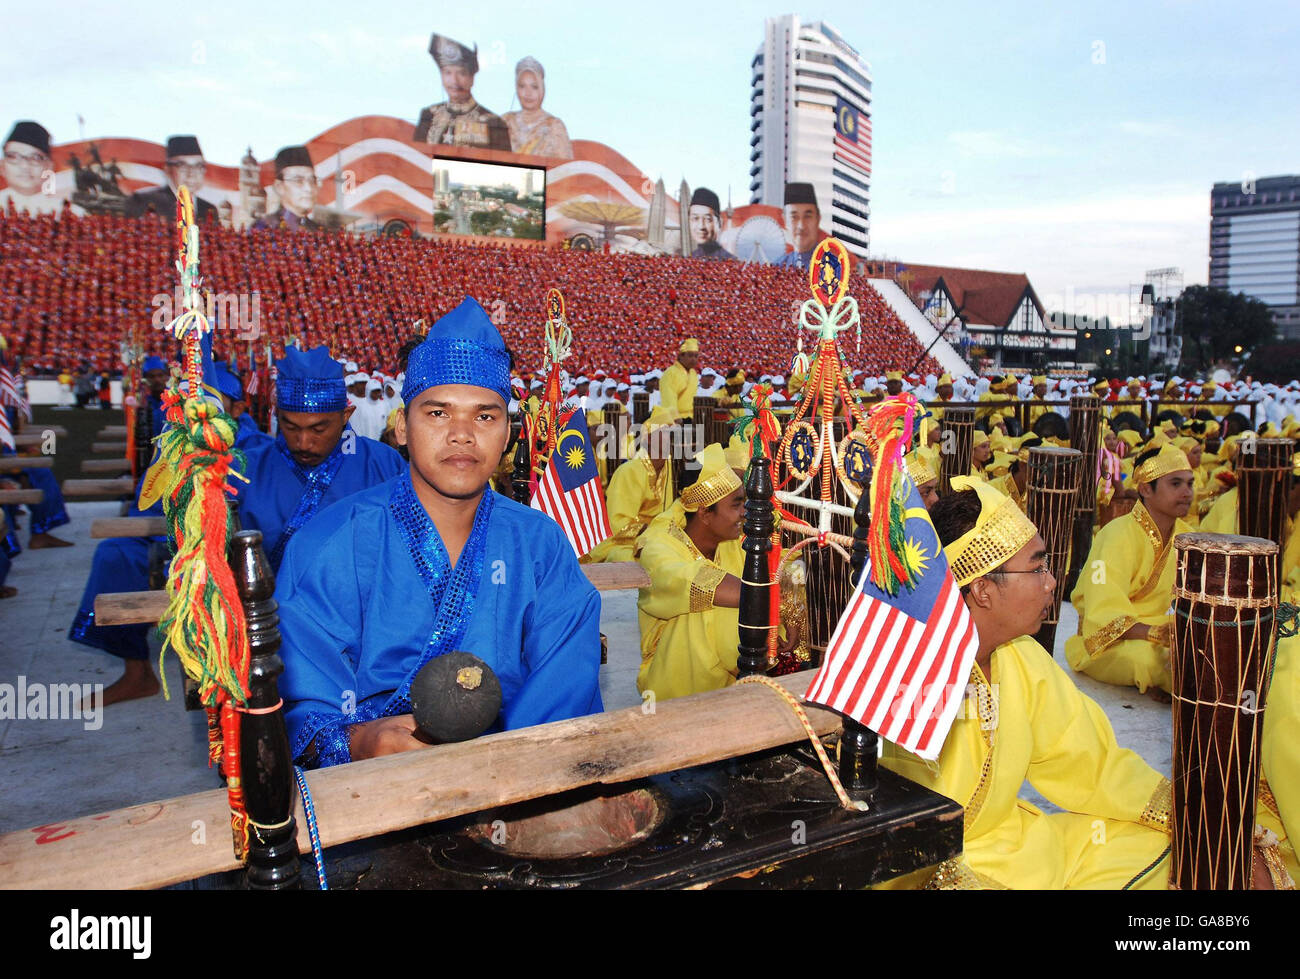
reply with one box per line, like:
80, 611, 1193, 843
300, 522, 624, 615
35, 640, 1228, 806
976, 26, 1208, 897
586, 453, 674, 563
1064, 501, 1191, 693
635, 443, 744, 702
1259, 630, 1299, 883
659, 361, 698, 422
882, 636, 1172, 889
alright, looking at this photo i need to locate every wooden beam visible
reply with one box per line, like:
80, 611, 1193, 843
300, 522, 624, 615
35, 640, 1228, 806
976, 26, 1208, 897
63, 478, 134, 497
0, 669, 841, 890
98, 426, 127, 437
94, 562, 650, 625
0, 489, 43, 505
0, 456, 54, 471
91, 442, 128, 454
91, 517, 167, 539
581, 561, 650, 591
12, 433, 47, 448
81, 459, 132, 474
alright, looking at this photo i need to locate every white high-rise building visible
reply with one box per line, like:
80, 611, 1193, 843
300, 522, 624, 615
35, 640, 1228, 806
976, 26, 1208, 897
750, 15, 873, 256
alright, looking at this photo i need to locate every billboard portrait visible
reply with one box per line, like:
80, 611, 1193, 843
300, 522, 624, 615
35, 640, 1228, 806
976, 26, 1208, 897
431, 157, 544, 241
0, 120, 84, 218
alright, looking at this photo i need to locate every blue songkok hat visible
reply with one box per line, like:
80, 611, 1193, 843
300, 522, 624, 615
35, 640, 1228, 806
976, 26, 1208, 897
402, 297, 511, 405
275, 345, 348, 413
143, 356, 167, 373
213, 363, 243, 402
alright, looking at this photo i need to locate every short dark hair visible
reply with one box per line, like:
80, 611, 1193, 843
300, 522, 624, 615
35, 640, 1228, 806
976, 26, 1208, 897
930, 489, 1006, 590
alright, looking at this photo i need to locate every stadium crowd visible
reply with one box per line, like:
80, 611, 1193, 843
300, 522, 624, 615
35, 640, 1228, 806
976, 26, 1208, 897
0, 209, 942, 379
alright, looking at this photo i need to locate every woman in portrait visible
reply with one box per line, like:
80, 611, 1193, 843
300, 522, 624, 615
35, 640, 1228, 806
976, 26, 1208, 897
502, 57, 573, 160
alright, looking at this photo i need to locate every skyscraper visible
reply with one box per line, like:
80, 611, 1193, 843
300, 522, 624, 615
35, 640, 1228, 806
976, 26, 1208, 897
1210, 175, 1300, 339
750, 15, 873, 256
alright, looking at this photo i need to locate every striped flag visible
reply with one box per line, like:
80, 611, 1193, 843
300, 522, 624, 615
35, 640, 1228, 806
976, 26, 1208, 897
531, 408, 611, 557
805, 473, 978, 761
0, 400, 13, 451
834, 98, 872, 177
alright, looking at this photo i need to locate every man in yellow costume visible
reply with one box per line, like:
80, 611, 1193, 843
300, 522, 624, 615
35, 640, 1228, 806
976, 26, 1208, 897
881, 478, 1174, 889
1064, 444, 1195, 696
635, 444, 745, 700
586, 408, 676, 563
659, 338, 700, 422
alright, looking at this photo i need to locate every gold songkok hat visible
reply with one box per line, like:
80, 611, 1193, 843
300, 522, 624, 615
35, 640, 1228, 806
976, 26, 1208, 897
1173, 436, 1198, 454
728, 369, 746, 385
885, 370, 903, 381
1003, 373, 1018, 386
1031, 374, 1047, 386
681, 444, 743, 512
973, 430, 991, 448
937, 373, 953, 386
1134, 444, 1192, 485
678, 338, 700, 353
1118, 430, 1142, 449
905, 450, 937, 487
944, 476, 1038, 587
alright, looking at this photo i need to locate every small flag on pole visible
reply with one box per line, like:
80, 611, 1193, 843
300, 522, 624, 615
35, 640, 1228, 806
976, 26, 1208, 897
805, 473, 978, 761
531, 408, 611, 557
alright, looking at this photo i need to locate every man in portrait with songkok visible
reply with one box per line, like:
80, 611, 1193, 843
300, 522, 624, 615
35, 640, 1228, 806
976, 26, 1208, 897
414, 33, 512, 151
123, 135, 217, 223
252, 146, 322, 232
687, 188, 737, 262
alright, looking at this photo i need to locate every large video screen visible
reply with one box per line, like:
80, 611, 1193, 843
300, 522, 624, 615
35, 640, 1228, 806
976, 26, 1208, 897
430, 157, 545, 241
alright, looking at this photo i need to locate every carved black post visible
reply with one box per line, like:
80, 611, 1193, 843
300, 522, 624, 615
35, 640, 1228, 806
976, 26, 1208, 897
737, 456, 773, 677
231, 530, 301, 890
511, 435, 531, 505
133, 388, 153, 480
839, 479, 879, 797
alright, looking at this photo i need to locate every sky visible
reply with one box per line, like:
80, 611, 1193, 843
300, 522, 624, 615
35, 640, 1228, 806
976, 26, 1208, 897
4, 0, 1298, 323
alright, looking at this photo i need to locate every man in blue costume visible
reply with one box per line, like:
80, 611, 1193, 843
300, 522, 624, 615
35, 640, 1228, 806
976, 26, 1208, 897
238, 344, 405, 571
277, 297, 604, 768
70, 345, 397, 705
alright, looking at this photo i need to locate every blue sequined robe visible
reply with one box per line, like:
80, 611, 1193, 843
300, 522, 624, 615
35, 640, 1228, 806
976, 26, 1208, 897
276, 473, 604, 768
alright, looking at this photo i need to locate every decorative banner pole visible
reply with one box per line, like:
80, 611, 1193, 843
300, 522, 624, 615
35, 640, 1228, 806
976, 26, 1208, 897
143, 186, 255, 862
524, 288, 572, 487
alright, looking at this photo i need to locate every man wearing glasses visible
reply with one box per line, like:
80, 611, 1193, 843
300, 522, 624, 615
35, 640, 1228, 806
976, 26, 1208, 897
0, 120, 84, 218
252, 146, 321, 232
124, 135, 217, 222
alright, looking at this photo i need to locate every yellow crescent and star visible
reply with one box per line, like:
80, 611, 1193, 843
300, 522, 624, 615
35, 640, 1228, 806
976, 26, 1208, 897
557, 425, 587, 469
839, 104, 855, 135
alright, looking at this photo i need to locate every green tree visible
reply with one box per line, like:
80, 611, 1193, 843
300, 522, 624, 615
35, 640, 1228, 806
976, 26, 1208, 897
1177, 285, 1276, 373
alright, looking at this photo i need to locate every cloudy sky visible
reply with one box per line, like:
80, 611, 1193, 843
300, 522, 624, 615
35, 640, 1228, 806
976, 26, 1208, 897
4, 0, 1297, 318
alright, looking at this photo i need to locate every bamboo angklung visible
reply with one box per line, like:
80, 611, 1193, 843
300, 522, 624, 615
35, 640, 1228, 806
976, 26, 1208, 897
937, 406, 974, 497
1169, 532, 1277, 890
1065, 394, 1100, 595
1026, 446, 1083, 654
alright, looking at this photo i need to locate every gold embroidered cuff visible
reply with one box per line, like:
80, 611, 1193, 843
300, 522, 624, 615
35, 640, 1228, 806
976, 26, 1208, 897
1140, 777, 1172, 834
1148, 621, 1173, 649
1083, 615, 1138, 658
923, 857, 1007, 890
1259, 777, 1280, 820
689, 562, 728, 612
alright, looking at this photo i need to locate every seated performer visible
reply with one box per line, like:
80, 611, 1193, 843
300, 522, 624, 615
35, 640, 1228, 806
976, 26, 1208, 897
277, 298, 603, 768
238, 345, 405, 572
881, 478, 1175, 889
1064, 445, 1194, 696
586, 407, 676, 563
635, 443, 745, 701
659, 338, 700, 422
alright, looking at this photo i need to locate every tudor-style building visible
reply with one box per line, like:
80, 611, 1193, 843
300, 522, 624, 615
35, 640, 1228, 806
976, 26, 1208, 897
897, 263, 1076, 371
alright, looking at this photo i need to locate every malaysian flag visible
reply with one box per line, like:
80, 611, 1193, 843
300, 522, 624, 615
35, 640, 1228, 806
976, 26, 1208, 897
531, 408, 611, 557
834, 98, 872, 178
805, 473, 978, 761
0, 400, 13, 451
